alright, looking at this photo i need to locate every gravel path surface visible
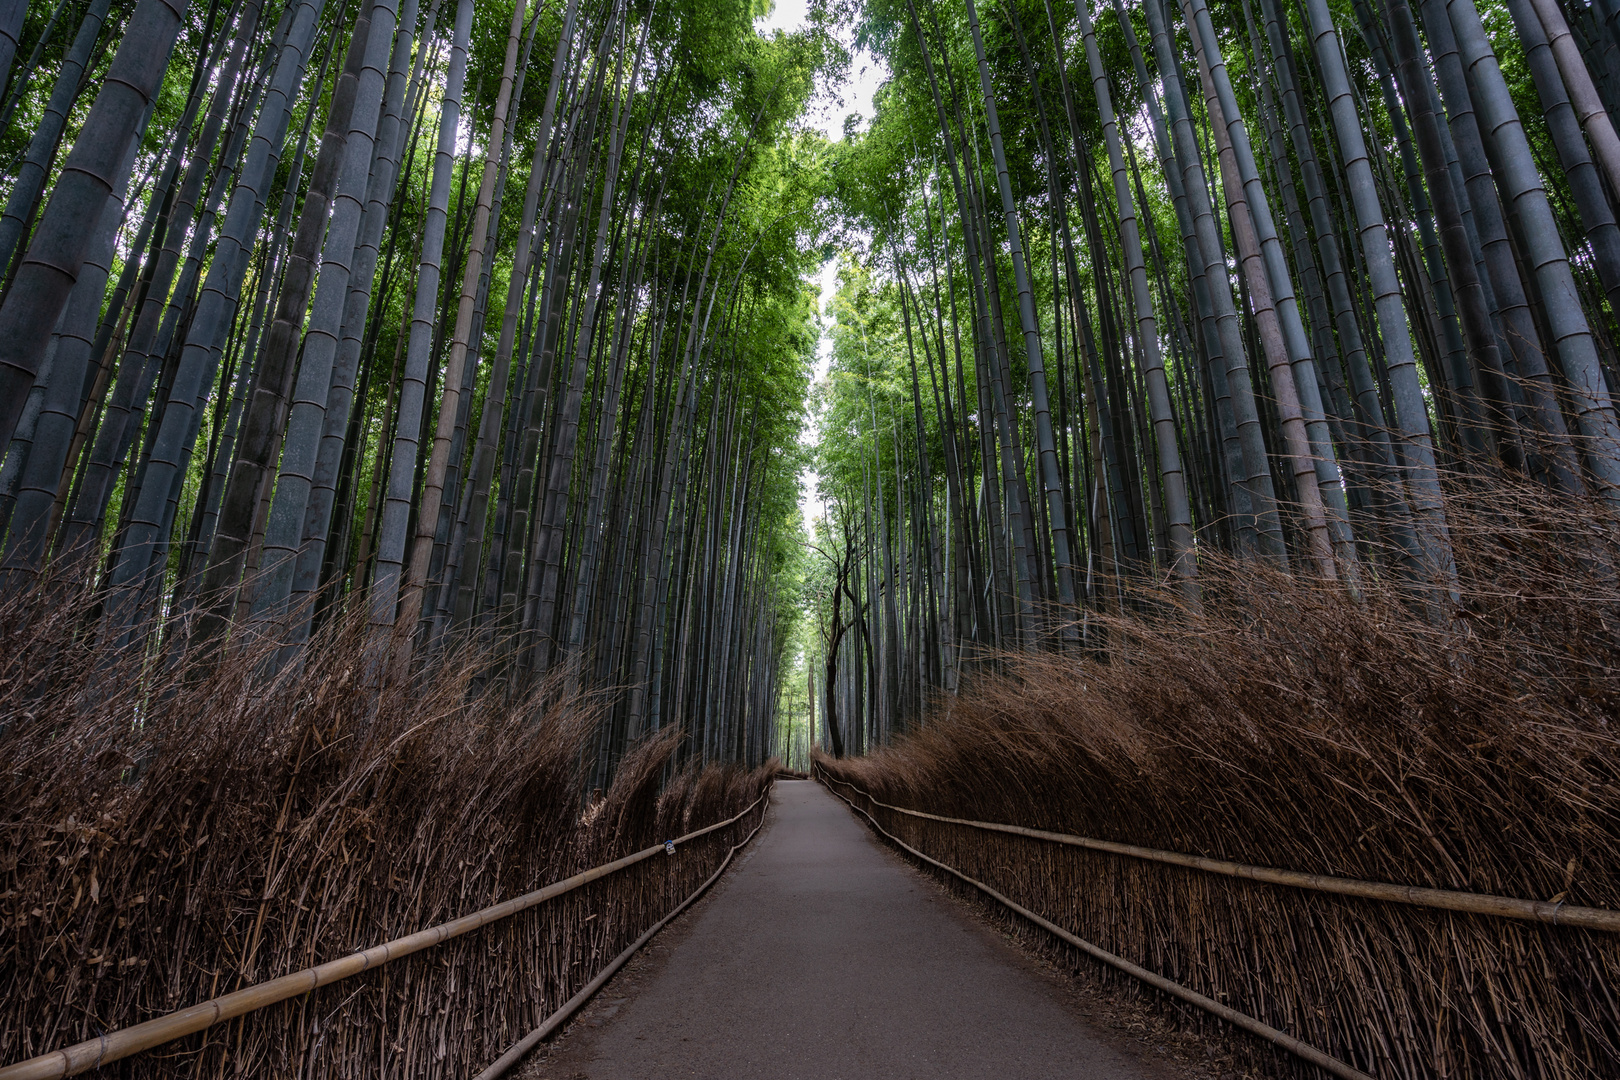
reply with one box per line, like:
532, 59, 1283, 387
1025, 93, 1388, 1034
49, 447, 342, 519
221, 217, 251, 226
521, 779, 1198, 1080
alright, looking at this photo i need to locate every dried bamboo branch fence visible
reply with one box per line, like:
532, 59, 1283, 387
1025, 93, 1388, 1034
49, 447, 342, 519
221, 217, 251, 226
473, 793, 771, 1079
818, 761, 1619, 1079
811, 533, 1620, 1080
819, 775, 1620, 932
0, 594, 775, 1078
819, 771, 1375, 1080
0, 792, 769, 1079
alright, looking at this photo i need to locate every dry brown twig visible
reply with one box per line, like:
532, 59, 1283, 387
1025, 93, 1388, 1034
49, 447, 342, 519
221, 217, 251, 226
0, 592, 773, 1077
820, 480, 1620, 1080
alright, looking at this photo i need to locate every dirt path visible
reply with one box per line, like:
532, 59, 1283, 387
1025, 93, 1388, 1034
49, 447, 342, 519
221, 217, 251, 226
521, 779, 1212, 1080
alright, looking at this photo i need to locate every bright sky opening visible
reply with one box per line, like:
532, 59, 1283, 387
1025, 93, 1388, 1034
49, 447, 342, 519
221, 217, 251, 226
756, 0, 889, 537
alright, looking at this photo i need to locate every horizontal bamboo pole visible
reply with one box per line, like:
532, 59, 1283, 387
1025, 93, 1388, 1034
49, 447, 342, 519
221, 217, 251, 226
0, 792, 769, 1080
820, 774, 1376, 1080
474, 791, 772, 1079
820, 773, 1618, 932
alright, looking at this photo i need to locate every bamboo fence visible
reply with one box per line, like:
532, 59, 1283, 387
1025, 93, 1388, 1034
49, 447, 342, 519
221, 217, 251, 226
811, 551, 1620, 1080
0, 600, 776, 1078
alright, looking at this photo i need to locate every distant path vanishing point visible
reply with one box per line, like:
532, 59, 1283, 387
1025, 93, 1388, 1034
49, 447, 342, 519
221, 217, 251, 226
524, 779, 1188, 1080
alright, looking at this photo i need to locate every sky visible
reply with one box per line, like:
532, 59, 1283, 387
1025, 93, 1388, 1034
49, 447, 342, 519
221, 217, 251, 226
754, 0, 886, 145
753, 0, 890, 536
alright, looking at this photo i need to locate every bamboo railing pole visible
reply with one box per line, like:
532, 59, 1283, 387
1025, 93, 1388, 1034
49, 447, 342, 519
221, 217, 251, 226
473, 791, 772, 1079
817, 774, 1620, 931
0, 792, 768, 1080
819, 774, 1376, 1080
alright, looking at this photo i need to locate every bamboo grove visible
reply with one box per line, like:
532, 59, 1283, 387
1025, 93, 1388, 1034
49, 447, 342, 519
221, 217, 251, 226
807, 0, 1620, 752
0, 0, 840, 780
2, 0, 1618, 771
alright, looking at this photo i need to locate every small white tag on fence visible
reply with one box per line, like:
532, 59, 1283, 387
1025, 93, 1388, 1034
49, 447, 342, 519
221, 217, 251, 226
664, 840, 675, 856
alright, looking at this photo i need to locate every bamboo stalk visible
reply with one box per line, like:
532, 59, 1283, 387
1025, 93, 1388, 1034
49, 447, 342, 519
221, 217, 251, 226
0, 792, 768, 1080
819, 774, 1620, 932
